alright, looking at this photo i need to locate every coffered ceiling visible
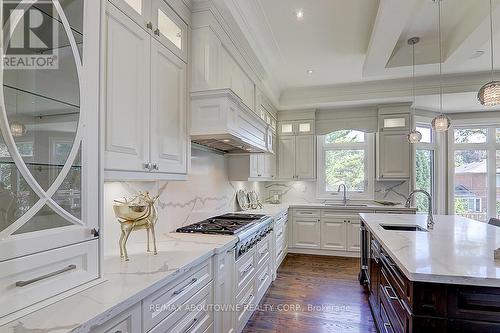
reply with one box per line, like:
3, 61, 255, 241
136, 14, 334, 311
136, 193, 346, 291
222, 0, 500, 112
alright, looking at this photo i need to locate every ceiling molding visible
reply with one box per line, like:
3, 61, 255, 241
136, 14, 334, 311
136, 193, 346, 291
279, 71, 500, 111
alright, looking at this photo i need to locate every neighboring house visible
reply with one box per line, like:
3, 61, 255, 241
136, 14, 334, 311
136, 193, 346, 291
455, 160, 500, 219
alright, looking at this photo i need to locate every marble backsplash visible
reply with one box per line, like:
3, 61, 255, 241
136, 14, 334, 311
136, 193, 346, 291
103, 147, 255, 256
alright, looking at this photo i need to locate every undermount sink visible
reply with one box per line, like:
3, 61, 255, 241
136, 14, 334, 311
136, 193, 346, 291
325, 203, 368, 207
380, 224, 428, 232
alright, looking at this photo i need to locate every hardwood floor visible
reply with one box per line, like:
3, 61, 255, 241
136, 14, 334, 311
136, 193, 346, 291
242, 254, 377, 333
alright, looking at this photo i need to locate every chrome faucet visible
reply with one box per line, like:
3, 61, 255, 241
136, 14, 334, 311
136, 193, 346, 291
338, 184, 348, 206
405, 189, 434, 230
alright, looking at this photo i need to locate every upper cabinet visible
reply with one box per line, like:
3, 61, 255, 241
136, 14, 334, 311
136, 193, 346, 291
103, 1, 189, 180
279, 120, 315, 136
0, 0, 100, 319
376, 105, 411, 180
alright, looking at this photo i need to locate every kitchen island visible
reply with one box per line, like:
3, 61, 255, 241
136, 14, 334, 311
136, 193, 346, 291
359, 213, 500, 333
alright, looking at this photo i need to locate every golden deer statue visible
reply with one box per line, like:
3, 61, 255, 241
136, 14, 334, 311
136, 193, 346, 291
113, 192, 159, 261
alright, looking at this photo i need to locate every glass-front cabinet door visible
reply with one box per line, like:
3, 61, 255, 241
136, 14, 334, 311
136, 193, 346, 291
152, 0, 188, 62
0, 0, 99, 261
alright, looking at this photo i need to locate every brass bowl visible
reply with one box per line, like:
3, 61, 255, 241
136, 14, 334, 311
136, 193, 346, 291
113, 204, 149, 221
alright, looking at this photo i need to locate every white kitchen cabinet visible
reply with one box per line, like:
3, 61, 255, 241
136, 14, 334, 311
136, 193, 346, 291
321, 218, 347, 251
291, 217, 321, 249
90, 303, 142, 333
278, 135, 315, 180
108, 0, 152, 29
104, 4, 151, 173
0, 0, 100, 320
151, 0, 188, 62
227, 153, 276, 181
220, 47, 255, 111
104, 2, 188, 180
376, 131, 410, 180
278, 120, 315, 136
213, 248, 235, 333
346, 220, 361, 252
150, 38, 188, 174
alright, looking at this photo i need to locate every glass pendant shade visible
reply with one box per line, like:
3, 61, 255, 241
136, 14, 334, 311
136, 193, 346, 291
10, 121, 27, 137
407, 130, 422, 143
478, 81, 500, 106
431, 114, 451, 132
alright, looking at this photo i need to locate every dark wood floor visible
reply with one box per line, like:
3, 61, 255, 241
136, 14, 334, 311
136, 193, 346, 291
242, 254, 377, 333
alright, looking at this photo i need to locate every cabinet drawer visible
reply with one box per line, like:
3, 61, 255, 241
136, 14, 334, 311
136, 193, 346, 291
149, 281, 213, 333
255, 259, 271, 299
380, 268, 409, 332
235, 249, 256, 291
321, 210, 357, 220
379, 299, 395, 333
380, 249, 408, 300
143, 261, 212, 331
293, 209, 320, 218
0, 240, 98, 318
256, 236, 271, 267
90, 303, 141, 333
235, 275, 256, 331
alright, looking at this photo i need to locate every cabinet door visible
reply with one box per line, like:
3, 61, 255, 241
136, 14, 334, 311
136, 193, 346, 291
296, 120, 315, 135
150, 39, 187, 174
249, 154, 260, 178
279, 122, 295, 136
377, 131, 410, 179
151, 0, 188, 62
295, 135, 315, 180
347, 220, 361, 252
321, 219, 347, 251
90, 302, 141, 333
109, 0, 152, 31
292, 217, 321, 249
104, 5, 151, 172
278, 136, 295, 179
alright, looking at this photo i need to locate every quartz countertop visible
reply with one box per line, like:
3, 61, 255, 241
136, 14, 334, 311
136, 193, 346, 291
0, 234, 237, 333
360, 213, 500, 287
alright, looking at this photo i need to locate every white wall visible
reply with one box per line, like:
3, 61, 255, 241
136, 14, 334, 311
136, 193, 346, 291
102, 147, 255, 256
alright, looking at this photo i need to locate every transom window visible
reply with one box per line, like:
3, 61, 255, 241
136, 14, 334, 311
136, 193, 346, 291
317, 130, 373, 199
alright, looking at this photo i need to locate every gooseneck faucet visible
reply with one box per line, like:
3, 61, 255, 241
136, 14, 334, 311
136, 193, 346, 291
405, 189, 434, 230
338, 184, 347, 206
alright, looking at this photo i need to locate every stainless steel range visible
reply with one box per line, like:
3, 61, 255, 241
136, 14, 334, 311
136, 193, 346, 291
176, 213, 273, 259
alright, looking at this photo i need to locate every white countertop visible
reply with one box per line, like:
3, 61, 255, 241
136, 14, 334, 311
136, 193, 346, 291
360, 213, 500, 287
0, 234, 237, 333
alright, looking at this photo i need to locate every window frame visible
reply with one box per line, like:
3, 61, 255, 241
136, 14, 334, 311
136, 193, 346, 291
316, 130, 374, 200
414, 123, 437, 213
448, 123, 500, 221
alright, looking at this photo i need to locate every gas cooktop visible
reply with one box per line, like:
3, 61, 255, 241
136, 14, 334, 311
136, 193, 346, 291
176, 213, 267, 235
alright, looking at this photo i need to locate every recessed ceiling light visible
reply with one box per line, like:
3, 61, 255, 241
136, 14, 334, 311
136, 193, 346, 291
306, 69, 314, 75
295, 9, 304, 20
222, 139, 230, 142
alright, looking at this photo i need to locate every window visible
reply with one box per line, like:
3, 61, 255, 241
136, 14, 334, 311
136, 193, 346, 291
450, 127, 499, 222
317, 130, 373, 199
414, 124, 435, 213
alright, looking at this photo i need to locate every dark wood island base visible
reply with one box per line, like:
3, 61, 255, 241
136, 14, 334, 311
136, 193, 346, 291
364, 224, 500, 333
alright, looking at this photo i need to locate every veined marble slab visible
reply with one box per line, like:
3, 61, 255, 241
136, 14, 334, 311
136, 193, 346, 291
0, 234, 236, 333
360, 213, 500, 287
234, 203, 415, 215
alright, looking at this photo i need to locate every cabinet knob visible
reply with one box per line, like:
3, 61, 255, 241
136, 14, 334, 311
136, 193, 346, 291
146, 21, 153, 30
143, 162, 152, 171
153, 164, 159, 171
154, 28, 160, 36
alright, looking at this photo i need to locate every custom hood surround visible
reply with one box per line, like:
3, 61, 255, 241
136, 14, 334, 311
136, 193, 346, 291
191, 89, 269, 153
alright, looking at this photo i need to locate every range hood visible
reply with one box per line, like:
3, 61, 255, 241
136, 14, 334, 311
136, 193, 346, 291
191, 89, 268, 154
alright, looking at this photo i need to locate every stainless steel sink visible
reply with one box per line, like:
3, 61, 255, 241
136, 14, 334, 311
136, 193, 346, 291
380, 224, 428, 232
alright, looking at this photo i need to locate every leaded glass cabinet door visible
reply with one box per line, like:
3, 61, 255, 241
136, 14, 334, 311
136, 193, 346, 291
0, 0, 99, 261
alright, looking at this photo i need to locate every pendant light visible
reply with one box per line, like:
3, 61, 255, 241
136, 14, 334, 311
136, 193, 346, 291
407, 37, 423, 143
431, 0, 451, 132
9, 90, 26, 138
478, 0, 500, 106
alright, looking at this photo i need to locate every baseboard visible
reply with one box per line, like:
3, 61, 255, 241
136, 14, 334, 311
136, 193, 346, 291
288, 247, 360, 258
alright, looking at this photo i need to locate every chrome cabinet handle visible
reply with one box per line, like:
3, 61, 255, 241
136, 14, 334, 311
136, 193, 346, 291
173, 278, 198, 296
154, 28, 160, 36
146, 21, 153, 30
183, 318, 198, 333
243, 293, 253, 306
153, 164, 159, 171
383, 323, 391, 333
16, 264, 77, 287
260, 249, 269, 257
143, 162, 152, 171
242, 263, 253, 275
